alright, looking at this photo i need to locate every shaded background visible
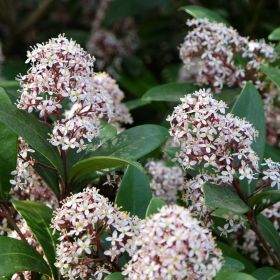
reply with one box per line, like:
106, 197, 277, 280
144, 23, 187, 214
0, 0, 279, 124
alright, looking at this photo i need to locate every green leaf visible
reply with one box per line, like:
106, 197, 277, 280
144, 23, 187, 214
0, 88, 17, 200
0, 81, 20, 104
142, 82, 198, 102
203, 184, 249, 214
252, 267, 280, 280
104, 272, 124, 280
218, 242, 256, 273
261, 66, 280, 88
0, 88, 63, 176
269, 28, 280, 41
215, 272, 256, 280
115, 165, 152, 218
0, 236, 51, 277
125, 99, 151, 110
86, 125, 169, 160
69, 156, 143, 184
257, 214, 280, 260
220, 257, 245, 272
249, 190, 280, 214
145, 197, 166, 217
231, 82, 265, 160
179, 5, 228, 24
12, 200, 58, 279
265, 144, 280, 163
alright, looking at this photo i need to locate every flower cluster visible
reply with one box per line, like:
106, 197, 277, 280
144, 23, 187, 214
17, 35, 132, 152
9, 138, 58, 208
87, 18, 139, 69
52, 187, 141, 280
180, 18, 276, 92
260, 158, 280, 189
146, 160, 184, 203
184, 175, 209, 219
167, 89, 259, 185
123, 205, 223, 280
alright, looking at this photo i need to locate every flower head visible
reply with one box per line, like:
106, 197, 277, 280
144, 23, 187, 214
123, 205, 223, 280
52, 187, 141, 279
146, 160, 184, 203
180, 19, 276, 92
167, 89, 259, 185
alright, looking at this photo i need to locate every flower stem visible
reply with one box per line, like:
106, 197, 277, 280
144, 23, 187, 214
233, 179, 280, 269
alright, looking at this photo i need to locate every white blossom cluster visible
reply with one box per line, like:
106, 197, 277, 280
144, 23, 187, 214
180, 18, 276, 92
146, 160, 184, 203
123, 205, 223, 280
17, 35, 131, 152
52, 187, 142, 280
261, 158, 280, 189
9, 138, 58, 208
87, 18, 139, 69
167, 89, 259, 185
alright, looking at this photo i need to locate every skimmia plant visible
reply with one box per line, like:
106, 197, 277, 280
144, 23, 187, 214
0, 5, 280, 280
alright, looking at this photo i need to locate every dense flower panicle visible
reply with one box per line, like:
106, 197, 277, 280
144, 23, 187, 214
261, 158, 280, 189
16, 35, 132, 151
146, 160, 184, 203
123, 205, 223, 280
92, 72, 133, 125
180, 18, 276, 92
17, 34, 95, 112
167, 89, 259, 184
52, 187, 141, 280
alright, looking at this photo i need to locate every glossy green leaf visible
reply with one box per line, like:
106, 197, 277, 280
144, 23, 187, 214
179, 5, 228, 24
220, 257, 245, 272
0, 88, 63, 176
252, 267, 280, 280
215, 272, 256, 280
142, 82, 198, 102
269, 28, 280, 41
104, 272, 124, 280
115, 165, 152, 218
0, 236, 51, 277
257, 214, 280, 260
261, 66, 280, 88
218, 242, 256, 273
86, 125, 169, 160
0, 88, 17, 200
203, 184, 249, 214
231, 82, 265, 160
69, 156, 143, 184
249, 190, 280, 214
146, 197, 166, 217
12, 200, 58, 279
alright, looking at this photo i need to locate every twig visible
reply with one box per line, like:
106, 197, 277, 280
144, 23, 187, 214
0, 204, 27, 243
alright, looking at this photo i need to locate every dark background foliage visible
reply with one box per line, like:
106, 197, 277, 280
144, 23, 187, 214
0, 0, 279, 125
